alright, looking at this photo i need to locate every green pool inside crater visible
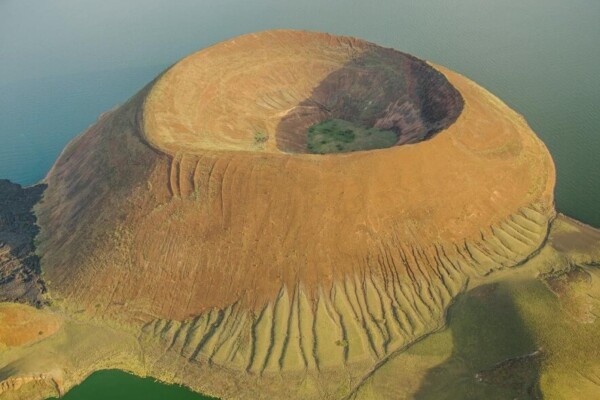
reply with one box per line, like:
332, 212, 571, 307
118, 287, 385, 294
307, 119, 398, 153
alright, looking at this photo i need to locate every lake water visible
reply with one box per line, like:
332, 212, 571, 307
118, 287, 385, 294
0, 0, 598, 398
47, 370, 217, 400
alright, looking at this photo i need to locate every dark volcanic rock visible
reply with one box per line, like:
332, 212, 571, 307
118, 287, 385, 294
0, 179, 46, 306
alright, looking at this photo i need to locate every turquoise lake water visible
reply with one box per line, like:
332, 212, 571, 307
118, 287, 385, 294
0, 0, 598, 398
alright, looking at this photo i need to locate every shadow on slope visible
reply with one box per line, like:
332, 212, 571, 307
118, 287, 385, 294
275, 46, 464, 153
0, 179, 47, 306
414, 282, 542, 400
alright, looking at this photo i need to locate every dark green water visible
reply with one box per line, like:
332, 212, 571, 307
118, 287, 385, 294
0, 0, 598, 398
47, 370, 217, 400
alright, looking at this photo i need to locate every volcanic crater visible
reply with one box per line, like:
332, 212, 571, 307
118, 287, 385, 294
143, 31, 463, 155
274, 48, 465, 153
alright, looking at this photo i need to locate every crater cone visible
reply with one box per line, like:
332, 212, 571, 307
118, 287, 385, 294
33, 30, 556, 399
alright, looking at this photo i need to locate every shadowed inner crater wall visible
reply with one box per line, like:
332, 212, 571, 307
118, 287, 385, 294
276, 48, 464, 153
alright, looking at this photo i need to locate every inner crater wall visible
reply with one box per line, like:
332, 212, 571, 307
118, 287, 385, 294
276, 47, 464, 153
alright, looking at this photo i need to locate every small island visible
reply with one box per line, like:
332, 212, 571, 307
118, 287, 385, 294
1, 30, 599, 400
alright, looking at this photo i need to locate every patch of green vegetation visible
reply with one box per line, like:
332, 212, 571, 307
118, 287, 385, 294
253, 131, 268, 149
306, 119, 397, 154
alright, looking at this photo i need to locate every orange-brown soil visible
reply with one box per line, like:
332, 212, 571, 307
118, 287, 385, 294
0, 303, 60, 348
